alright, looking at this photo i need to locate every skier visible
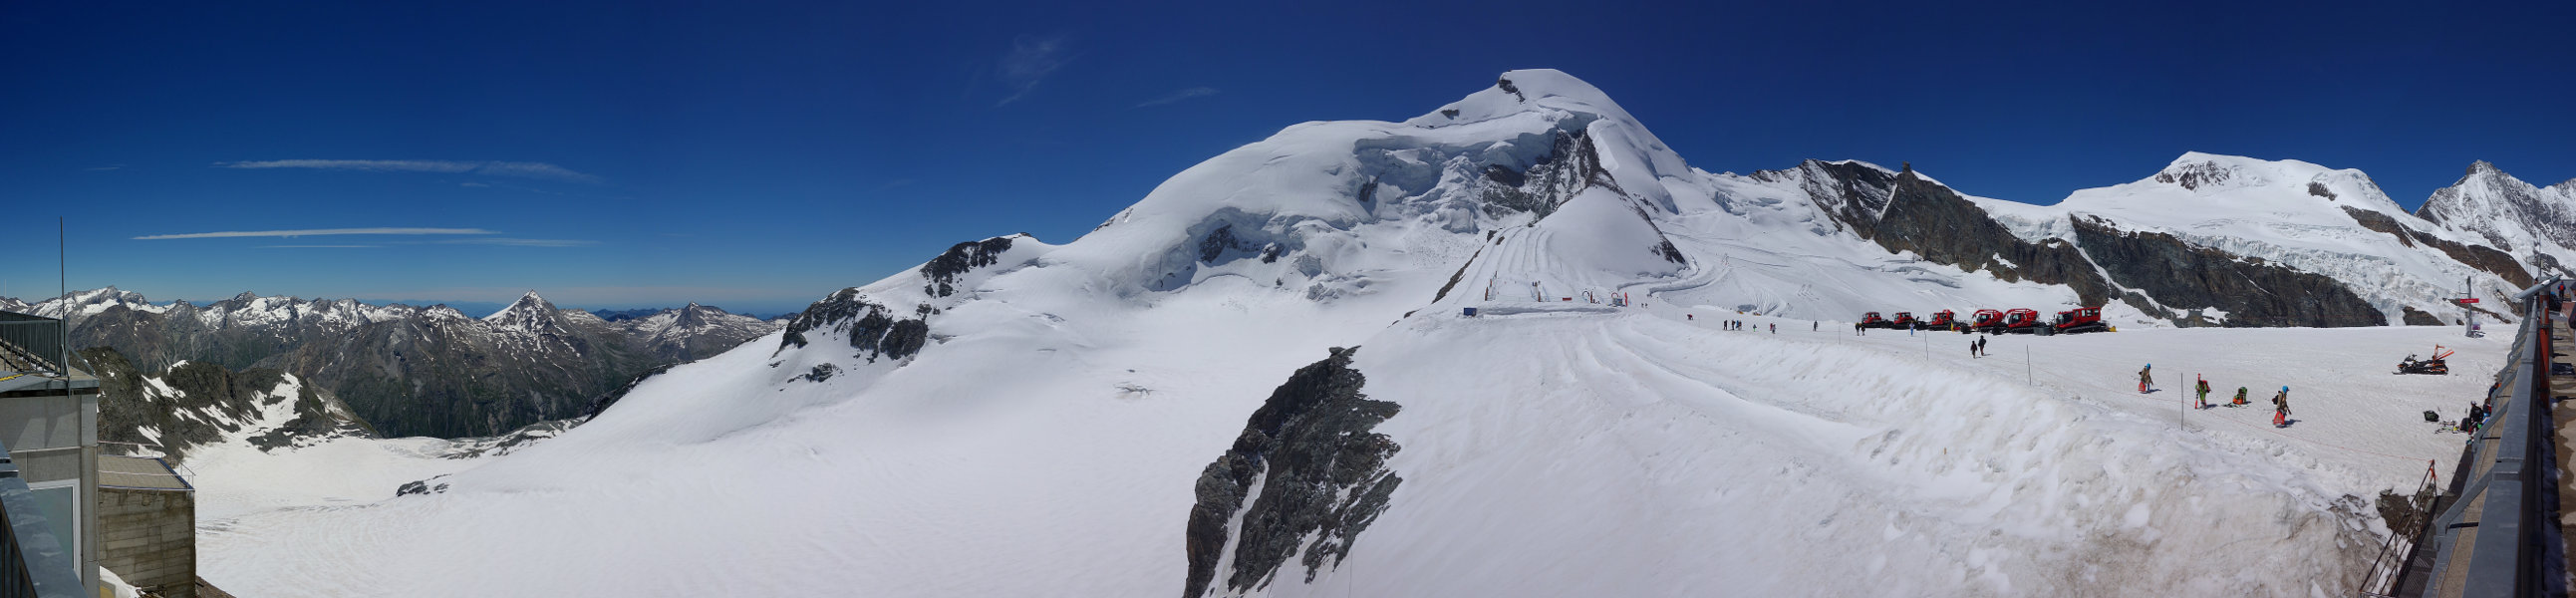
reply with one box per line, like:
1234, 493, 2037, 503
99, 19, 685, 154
2231, 386, 2249, 407
1855, 322, 1863, 336
2195, 377, 2211, 410
1769, 323, 1776, 334
1975, 336, 1987, 357
1813, 321, 1818, 332
2271, 386, 2291, 428
2138, 364, 2153, 394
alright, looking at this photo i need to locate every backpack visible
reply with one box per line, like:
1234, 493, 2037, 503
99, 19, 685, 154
2425, 410, 2440, 423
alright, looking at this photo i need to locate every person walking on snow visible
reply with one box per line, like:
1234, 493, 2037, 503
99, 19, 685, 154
2138, 364, 2153, 394
2194, 377, 2211, 410
2272, 386, 2291, 428
1975, 336, 1987, 357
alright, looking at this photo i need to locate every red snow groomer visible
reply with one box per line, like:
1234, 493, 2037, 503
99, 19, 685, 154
2046, 306, 2110, 335
1967, 309, 2006, 334
1998, 308, 2045, 334
1924, 310, 1959, 332
1890, 312, 1917, 329
1859, 312, 1891, 329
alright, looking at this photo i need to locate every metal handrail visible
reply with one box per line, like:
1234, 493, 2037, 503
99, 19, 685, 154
2394, 276, 2565, 597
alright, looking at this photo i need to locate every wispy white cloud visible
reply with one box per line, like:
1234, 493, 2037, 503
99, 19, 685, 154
260, 245, 382, 248
216, 159, 604, 183
135, 227, 497, 240
997, 34, 1072, 107
432, 238, 598, 247
1136, 87, 1219, 108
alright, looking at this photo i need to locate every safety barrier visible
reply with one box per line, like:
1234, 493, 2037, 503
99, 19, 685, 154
0, 312, 65, 375
2380, 277, 2564, 597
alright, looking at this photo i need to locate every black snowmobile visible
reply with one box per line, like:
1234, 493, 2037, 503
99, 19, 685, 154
2397, 346, 2453, 376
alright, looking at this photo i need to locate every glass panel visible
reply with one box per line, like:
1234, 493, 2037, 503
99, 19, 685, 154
24, 486, 72, 557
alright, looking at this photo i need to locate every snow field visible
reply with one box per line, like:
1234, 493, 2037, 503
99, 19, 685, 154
1281, 307, 2454, 597
197, 264, 1449, 597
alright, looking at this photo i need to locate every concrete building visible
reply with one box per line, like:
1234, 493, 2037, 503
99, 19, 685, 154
98, 455, 190, 598
0, 309, 102, 597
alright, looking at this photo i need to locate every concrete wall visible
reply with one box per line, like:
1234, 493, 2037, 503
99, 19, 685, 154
98, 487, 191, 598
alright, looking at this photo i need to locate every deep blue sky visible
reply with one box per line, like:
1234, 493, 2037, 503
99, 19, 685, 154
6, 2, 2573, 316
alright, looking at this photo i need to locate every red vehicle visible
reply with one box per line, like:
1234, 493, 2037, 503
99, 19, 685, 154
1999, 308, 2044, 334
1859, 312, 1890, 328
1890, 312, 1917, 329
1968, 309, 2006, 334
2049, 306, 2110, 335
1924, 310, 1958, 331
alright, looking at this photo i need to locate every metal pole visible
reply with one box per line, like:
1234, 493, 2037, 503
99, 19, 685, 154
2026, 345, 2032, 386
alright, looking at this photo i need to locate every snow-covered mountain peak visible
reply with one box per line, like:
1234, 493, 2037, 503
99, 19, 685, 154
484, 292, 553, 321
2418, 159, 2576, 259
31, 285, 163, 321
480, 292, 568, 337
2113, 151, 2404, 213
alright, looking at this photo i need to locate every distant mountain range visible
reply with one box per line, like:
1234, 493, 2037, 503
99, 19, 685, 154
3, 289, 781, 439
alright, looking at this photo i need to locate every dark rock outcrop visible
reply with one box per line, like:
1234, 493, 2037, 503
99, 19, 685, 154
1860, 171, 2117, 306
2402, 306, 2445, 326
78, 347, 363, 463
777, 288, 932, 363
2070, 217, 2386, 327
1477, 129, 1616, 219
60, 292, 774, 440
2340, 206, 2532, 288
1749, 159, 1902, 234
921, 236, 1018, 298
267, 305, 650, 439
1185, 347, 1402, 598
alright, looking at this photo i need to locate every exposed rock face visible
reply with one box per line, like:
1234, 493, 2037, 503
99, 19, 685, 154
1184, 347, 1402, 598
922, 236, 1018, 298
267, 301, 649, 439
777, 288, 930, 363
2070, 217, 2386, 327
2340, 206, 2533, 288
1748, 159, 1902, 234
2402, 306, 2445, 326
78, 347, 363, 463
2153, 157, 2236, 190
1477, 129, 1615, 219
52, 291, 778, 439
611, 303, 778, 362
1860, 170, 2115, 306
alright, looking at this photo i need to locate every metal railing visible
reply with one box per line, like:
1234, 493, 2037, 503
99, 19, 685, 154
0, 313, 65, 375
2387, 277, 2566, 597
